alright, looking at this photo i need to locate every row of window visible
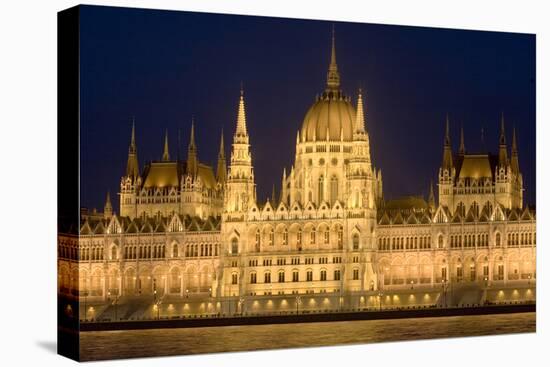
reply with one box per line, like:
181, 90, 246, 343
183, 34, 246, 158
247, 256, 341, 267
378, 236, 431, 251
234, 268, 362, 285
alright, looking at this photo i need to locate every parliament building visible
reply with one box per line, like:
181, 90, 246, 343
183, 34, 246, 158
58, 34, 536, 320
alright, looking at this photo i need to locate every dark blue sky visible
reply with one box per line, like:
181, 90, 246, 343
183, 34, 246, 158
79, 5, 536, 212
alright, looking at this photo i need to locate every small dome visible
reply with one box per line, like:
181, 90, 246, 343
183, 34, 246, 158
300, 92, 356, 142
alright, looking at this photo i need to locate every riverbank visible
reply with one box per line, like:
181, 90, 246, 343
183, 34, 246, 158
79, 303, 535, 331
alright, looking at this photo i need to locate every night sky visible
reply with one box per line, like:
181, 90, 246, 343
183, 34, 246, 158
79, 5, 536, 212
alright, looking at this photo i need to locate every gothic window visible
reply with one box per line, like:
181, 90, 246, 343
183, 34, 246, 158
334, 269, 341, 281
352, 234, 360, 250
283, 228, 288, 246
310, 229, 316, 245
495, 233, 501, 247
330, 176, 338, 205
231, 273, 238, 285
292, 270, 299, 282
306, 270, 313, 281
269, 228, 274, 246
353, 268, 360, 280
320, 270, 327, 281
111, 246, 117, 260
318, 176, 324, 203
250, 272, 257, 284
264, 272, 271, 283
438, 234, 444, 248
278, 271, 285, 283
324, 227, 330, 244
172, 244, 178, 258
231, 238, 238, 255
297, 229, 302, 246
337, 226, 343, 249
255, 229, 261, 251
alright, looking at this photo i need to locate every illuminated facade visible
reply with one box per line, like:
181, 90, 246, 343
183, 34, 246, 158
58, 34, 536, 318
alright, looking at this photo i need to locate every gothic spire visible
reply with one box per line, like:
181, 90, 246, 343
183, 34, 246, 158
428, 180, 435, 212
271, 184, 276, 206
236, 87, 248, 137
511, 127, 520, 174
216, 129, 226, 183
459, 124, 465, 156
126, 119, 139, 179
104, 191, 113, 219
326, 26, 341, 90
498, 113, 508, 167
187, 119, 198, 176
441, 114, 453, 171
162, 129, 170, 161
355, 89, 365, 133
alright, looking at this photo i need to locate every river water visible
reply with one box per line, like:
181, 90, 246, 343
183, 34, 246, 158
79, 312, 535, 361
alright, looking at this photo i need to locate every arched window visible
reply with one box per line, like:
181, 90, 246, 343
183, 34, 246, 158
264, 272, 271, 283
318, 176, 324, 203
320, 269, 327, 281
231, 273, 238, 285
324, 227, 330, 244
255, 229, 261, 251
231, 238, 238, 255
495, 232, 501, 247
438, 234, 444, 248
337, 226, 343, 249
250, 272, 257, 284
297, 228, 302, 246
352, 234, 360, 250
330, 176, 338, 205
172, 244, 178, 258
111, 246, 117, 260
269, 228, 274, 246
310, 228, 316, 245
283, 228, 288, 246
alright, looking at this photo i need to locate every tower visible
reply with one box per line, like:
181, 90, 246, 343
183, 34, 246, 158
438, 115, 455, 209
120, 121, 140, 218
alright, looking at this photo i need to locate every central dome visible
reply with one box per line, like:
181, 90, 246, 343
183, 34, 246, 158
299, 29, 357, 143
300, 94, 356, 142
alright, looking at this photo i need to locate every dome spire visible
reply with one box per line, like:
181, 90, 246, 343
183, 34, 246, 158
187, 118, 198, 176
326, 25, 340, 90
126, 117, 139, 179
459, 124, 465, 156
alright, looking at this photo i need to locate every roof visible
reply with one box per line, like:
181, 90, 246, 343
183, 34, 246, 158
197, 163, 217, 189
384, 196, 428, 210
456, 154, 496, 179
142, 161, 182, 188
301, 96, 355, 142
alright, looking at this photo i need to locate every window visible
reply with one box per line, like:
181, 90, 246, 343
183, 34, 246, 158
334, 270, 341, 281
330, 176, 338, 204
306, 270, 313, 281
278, 271, 285, 283
470, 265, 476, 281
111, 246, 117, 260
172, 244, 178, 258
497, 264, 504, 280
231, 273, 238, 285
441, 267, 447, 281
269, 228, 274, 246
456, 266, 463, 281
318, 176, 324, 203
282, 228, 288, 245
438, 234, 444, 249
255, 229, 261, 251
353, 269, 359, 280
250, 273, 257, 284
483, 265, 489, 278
320, 270, 327, 281
297, 229, 302, 247
337, 226, 343, 249
292, 271, 299, 282
231, 238, 238, 255
495, 233, 501, 247
264, 272, 271, 283
324, 228, 330, 244
352, 234, 359, 250
310, 229, 316, 245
